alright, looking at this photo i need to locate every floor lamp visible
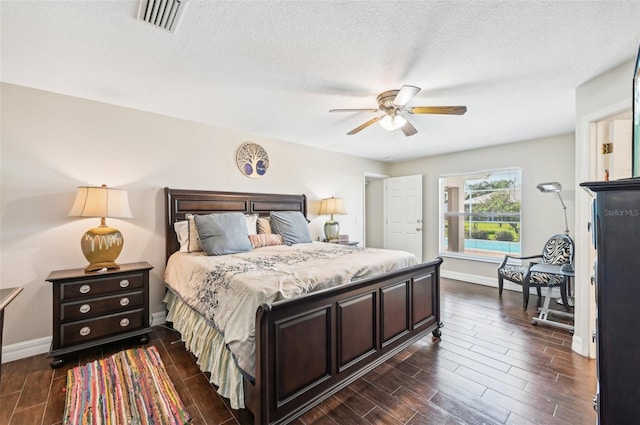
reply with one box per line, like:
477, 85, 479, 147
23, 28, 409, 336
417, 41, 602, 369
537, 181, 574, 306
536, 182, 569, 236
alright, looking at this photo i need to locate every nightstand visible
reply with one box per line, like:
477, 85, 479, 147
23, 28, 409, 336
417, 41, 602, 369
339, 241, 359, 246
46, 262, 153, 368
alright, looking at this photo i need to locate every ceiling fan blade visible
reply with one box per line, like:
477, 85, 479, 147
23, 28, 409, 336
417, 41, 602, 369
347, 116, 383, 135
408, 106, 467, 115
393, 85, 421, 107
329, 108, 379, 113
401, 120, 418, 137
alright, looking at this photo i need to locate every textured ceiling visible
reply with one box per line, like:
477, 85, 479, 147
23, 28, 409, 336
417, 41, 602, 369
2, 1, 640, 161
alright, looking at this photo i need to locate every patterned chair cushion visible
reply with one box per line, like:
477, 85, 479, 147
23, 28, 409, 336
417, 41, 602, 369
499, 265, 527, 282
529, 271, 553, 285
542, 236, 572, 265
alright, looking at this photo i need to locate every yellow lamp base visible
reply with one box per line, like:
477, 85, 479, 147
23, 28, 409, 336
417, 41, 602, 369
80, 225, 124, 273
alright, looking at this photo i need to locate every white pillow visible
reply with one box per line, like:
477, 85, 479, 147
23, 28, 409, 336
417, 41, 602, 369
174, 221, 189, 252
245, 213, 258, 235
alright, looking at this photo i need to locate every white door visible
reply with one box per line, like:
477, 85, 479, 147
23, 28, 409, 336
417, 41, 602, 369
384, 175, 423, 261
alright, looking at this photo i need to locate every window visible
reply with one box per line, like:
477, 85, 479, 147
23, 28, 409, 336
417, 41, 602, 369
439, 168, 521, 261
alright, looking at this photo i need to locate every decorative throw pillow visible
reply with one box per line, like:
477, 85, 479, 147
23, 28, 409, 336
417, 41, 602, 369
194, 213, 252, 256
186, 214, 203, 252
245, 214, 258, 235
257, 217, 272, 234
269, 211, 312, 245
174, 221, 189, 252
248, 234, 284, 249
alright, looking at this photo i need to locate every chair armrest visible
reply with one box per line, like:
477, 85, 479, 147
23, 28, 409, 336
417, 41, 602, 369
499, 254, 542, 268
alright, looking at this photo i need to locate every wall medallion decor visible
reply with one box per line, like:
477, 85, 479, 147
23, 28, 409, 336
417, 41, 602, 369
236, 142, 269, 178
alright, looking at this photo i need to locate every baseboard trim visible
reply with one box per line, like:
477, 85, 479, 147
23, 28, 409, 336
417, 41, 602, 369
440, 270, 561, 297
2, 336, 51, 363
441, 270, 503, 288
2, 310, 168, 364
151, 310, 167, 326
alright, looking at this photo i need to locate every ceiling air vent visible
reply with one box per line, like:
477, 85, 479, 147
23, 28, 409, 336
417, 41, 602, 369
137, 0, 186, 32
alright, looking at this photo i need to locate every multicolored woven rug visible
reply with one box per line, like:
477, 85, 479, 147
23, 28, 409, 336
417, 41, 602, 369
63, 346, 192, 425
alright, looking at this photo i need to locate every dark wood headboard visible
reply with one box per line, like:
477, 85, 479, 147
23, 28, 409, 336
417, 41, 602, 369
164, 188, 308, 261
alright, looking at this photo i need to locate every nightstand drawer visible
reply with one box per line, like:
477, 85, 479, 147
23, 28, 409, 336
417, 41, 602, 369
60, 291, 144, 322
60, 308, 144, 346
60, 273, 144, 300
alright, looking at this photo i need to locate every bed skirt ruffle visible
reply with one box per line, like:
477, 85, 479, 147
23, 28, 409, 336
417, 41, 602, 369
163, 290, 246, 409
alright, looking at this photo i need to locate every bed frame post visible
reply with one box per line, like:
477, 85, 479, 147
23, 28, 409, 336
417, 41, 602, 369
254, 303, 272, 425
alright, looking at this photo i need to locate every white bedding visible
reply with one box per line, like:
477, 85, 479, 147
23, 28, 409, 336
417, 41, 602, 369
163, 241, 417, 378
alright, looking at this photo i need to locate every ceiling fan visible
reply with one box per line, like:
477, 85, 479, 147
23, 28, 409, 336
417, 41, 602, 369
329, 85, 467, 136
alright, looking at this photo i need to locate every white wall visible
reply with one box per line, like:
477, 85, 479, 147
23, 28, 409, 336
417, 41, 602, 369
389, 134, 575, 285
574, 58, 635, 357
0, 83, 388, 352
364, 179, 385, 248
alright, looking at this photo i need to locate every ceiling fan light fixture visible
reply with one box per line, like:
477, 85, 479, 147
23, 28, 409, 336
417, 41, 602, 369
379, 114, 407, 131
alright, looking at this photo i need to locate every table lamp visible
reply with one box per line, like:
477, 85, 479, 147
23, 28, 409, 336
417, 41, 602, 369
69, 184, 133, 272
319, 197, 346, 241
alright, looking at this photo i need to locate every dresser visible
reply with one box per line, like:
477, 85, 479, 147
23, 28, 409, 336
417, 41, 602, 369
580, 179, 640, 424
46, 262, 153, 368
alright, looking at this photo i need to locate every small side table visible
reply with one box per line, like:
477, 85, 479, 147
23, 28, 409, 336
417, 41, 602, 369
529, 263, 574, 332
0, 287, 23, 379
339, 241, 360, 246
46, 262, 153, 368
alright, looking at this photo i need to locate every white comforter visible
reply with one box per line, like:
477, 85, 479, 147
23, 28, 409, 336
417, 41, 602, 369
163, 242, 417, 378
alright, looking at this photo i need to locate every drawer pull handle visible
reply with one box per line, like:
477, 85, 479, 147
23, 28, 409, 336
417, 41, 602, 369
120, 297, 130, 306
119, 279, 130, 288
79, 284, 91, 294
120, 318, 130, 327
80, 327, 91, 336
79, 304, 91, 314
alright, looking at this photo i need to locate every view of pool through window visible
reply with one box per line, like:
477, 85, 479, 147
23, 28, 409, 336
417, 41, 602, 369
440, 168, 522, 260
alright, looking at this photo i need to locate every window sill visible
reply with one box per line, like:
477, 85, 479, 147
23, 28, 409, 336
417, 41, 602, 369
438, 252, 504, 264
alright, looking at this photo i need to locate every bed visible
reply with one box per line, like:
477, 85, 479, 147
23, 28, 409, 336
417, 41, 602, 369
163, 188, 443, 425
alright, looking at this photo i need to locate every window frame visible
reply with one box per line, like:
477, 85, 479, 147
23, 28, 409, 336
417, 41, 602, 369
438, 167, 522, 263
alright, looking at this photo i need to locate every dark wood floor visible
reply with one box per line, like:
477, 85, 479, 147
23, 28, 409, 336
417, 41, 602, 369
0, 279, 596, 425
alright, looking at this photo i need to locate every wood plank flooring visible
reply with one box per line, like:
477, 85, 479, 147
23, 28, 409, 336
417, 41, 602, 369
0, 279, 596, 425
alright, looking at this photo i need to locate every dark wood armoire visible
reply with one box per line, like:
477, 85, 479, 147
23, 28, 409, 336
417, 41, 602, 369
580, 178, 640, 424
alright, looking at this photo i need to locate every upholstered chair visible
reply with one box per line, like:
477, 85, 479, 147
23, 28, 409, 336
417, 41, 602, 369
498, 234, 574, 310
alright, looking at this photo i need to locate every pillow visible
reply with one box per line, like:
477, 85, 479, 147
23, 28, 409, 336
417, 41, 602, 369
269, 211, 312, 245
248, 234, 284, 249
174, 221, 189, 252
257, 217, 272, 234
185, 213, 257, 252
186, 214, 204, 252
194, 213, 252, 256
245, 213, 258, 235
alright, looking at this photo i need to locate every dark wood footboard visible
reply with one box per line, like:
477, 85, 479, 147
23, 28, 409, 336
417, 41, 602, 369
247, 257, 443, 425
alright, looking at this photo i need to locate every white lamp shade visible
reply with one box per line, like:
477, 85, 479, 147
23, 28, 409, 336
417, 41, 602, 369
319, 197, 346, 216
379, 114, 407, 131
536, 182, 562, 193
69, 185, 133, 218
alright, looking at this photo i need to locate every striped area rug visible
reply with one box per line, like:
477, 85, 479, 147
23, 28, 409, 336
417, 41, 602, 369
63, 346, 191, 425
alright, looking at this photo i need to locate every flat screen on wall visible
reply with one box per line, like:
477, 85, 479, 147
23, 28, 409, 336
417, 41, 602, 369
633, 42, 640, 176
